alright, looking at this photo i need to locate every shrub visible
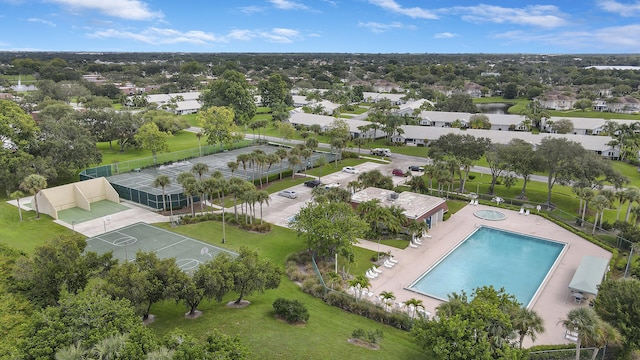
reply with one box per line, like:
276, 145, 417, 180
341, 151, 359, 159
351, 328, 383, 345
272, 298, 310, 324
468, 175, 476, 180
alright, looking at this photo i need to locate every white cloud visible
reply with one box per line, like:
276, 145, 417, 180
434, 32, 458, 39
368, 0, 438, 19
358, 21, 414, 33
259, 28, 302, 43
494, 24, 640, 52
49, 0, 163, 21
88, 27, 218, 45
239, 5, 264, 14
28, 18, 56, 27
87, 27, 305, 45
269, 0, 308, 10
450, 4, 568, 29
597, 0, 640, 16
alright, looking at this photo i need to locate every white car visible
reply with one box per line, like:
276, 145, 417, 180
324, 182, 341, 189
342, 166, 358, 174
278, 190, 298, 199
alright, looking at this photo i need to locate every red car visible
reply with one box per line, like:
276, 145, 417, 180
392, 168, 406, 177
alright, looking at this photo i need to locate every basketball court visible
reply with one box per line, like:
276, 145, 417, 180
85, 222, 236, 270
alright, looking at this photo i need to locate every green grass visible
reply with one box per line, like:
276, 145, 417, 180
150, 221, 423, 359
182, 113, 198, 127
98, 130, 201, 165
0, 200, 75, 254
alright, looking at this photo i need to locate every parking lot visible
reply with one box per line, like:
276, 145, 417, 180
262, 156, 428, 227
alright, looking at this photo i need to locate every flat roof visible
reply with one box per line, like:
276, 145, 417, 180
351, 187, 446, 219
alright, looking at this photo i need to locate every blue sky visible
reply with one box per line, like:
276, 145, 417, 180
1, 0, 640, 53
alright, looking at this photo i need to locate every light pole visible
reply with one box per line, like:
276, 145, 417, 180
103, 216, 111, 233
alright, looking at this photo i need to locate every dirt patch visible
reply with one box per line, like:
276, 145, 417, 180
347, 338, 380, 350
226, 300, 251, 308
184, 310, 203, 319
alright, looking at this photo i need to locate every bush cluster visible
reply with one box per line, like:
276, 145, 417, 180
272, 298, 310, 324
351, 328, 384, 345
179, 214, 271, 233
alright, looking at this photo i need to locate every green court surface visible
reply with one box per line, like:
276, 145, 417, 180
85, 222, 235, 270
57, 200, 129, 224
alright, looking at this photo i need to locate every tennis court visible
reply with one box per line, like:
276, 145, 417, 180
85, 222, 236, 270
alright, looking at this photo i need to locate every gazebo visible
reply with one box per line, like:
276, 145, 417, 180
567, 256, 610, 304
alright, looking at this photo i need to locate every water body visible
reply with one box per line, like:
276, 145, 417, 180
476, 103, 511, 114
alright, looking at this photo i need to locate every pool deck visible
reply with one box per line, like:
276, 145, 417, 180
356, 203, 611, 348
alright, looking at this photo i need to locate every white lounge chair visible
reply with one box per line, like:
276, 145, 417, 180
388, 257, 399, 263
409, 242, 419, 248
365, 273, 376, 279
423, 234, 432, 239
519, 208, 525, 215
366, 269, 378, 278
525, 209, 530, 216
414, 238, 422, 245
474, 199, 479, 205
371, 266, 383, 274
383, 261, 395, 268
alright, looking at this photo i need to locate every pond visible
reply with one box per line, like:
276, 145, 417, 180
476, 103, 512, 114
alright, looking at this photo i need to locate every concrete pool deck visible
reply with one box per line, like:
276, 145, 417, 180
356, 203, 611, 347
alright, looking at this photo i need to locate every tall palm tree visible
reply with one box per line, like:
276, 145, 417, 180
275, 148, 288, 180
559, 307, 599, 360
191, 162, 209, 180
623, 187, 640, 222
227, 161, 239, 176
236, 153, 251, 180
347, 275, 370, 301
10, 190, 25, 221
256, 190, 270, 223
581, 188, 595, 225
20, 174, 47, 219
588, 319, 621, 360
288, 154, 301, 179
228, 177, 247, 222
195, 131, 204, 156
512, 307, 545, 349
176, 172, 196, 209
315, 156, 328, 180
591, 194, 610, 235
152, 174, 171, 211
265, 153, 280, 184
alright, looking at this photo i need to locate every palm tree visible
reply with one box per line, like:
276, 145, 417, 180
191, 162, 209, 180
559, 307, 599, 360
315, 156, 328, 180
227, 161, 239, 176
20, 174, 47, 219
379, 291, 396, 311
183, 178, 198, 216
404, 298, 424, 319
512, 307, 545, 349
347, 275, 370, 301
196, 131, 204, 156
236, 153, 251, 180
436, 292, 468, 318
10, 190, 25, 221
176, 172, 196, 208
623, 187, 640, 222
275, 148, 288, 180
55, 342, 86, 360
91, 333, 127, 360
300, 148, 313, 175
581, 188, 595, 225
588, 319, 621, 360
265, 153, 280, 184
305, 137, 318, 150
152, 174, 171, 211
256, 190, 270, 223
591, 194, 610, 235
288, 154, 301, 179
325, 271, 342, 290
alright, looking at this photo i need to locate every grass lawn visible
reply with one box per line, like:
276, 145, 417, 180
151, 221, 423, 359
0, 200, 74, 253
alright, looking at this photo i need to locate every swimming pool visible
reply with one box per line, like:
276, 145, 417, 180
407, 226, 566, 307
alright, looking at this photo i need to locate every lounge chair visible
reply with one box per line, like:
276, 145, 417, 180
388, 257, 399, 263
371, 266, 383, 273
414, 238, 422, 245
519, 208, 525, 215
366, 270, 379, 278
409, 242, 419, 248
564, 330, 578, 342
383, 261, 395, 268
525, 209, 530, 216
423, 234, 432, 239
474, 199, 479, 206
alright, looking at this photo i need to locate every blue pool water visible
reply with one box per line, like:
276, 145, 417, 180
408, 226, 565, 306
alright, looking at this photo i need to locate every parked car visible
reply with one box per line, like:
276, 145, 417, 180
370, 148, 392, 157
342, 166, 358, 174
408, 165, 424, 172
392, 169, 406, 177
304, 179, 322, 188
278, 190, 298, 199
324, 182, 341, 189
